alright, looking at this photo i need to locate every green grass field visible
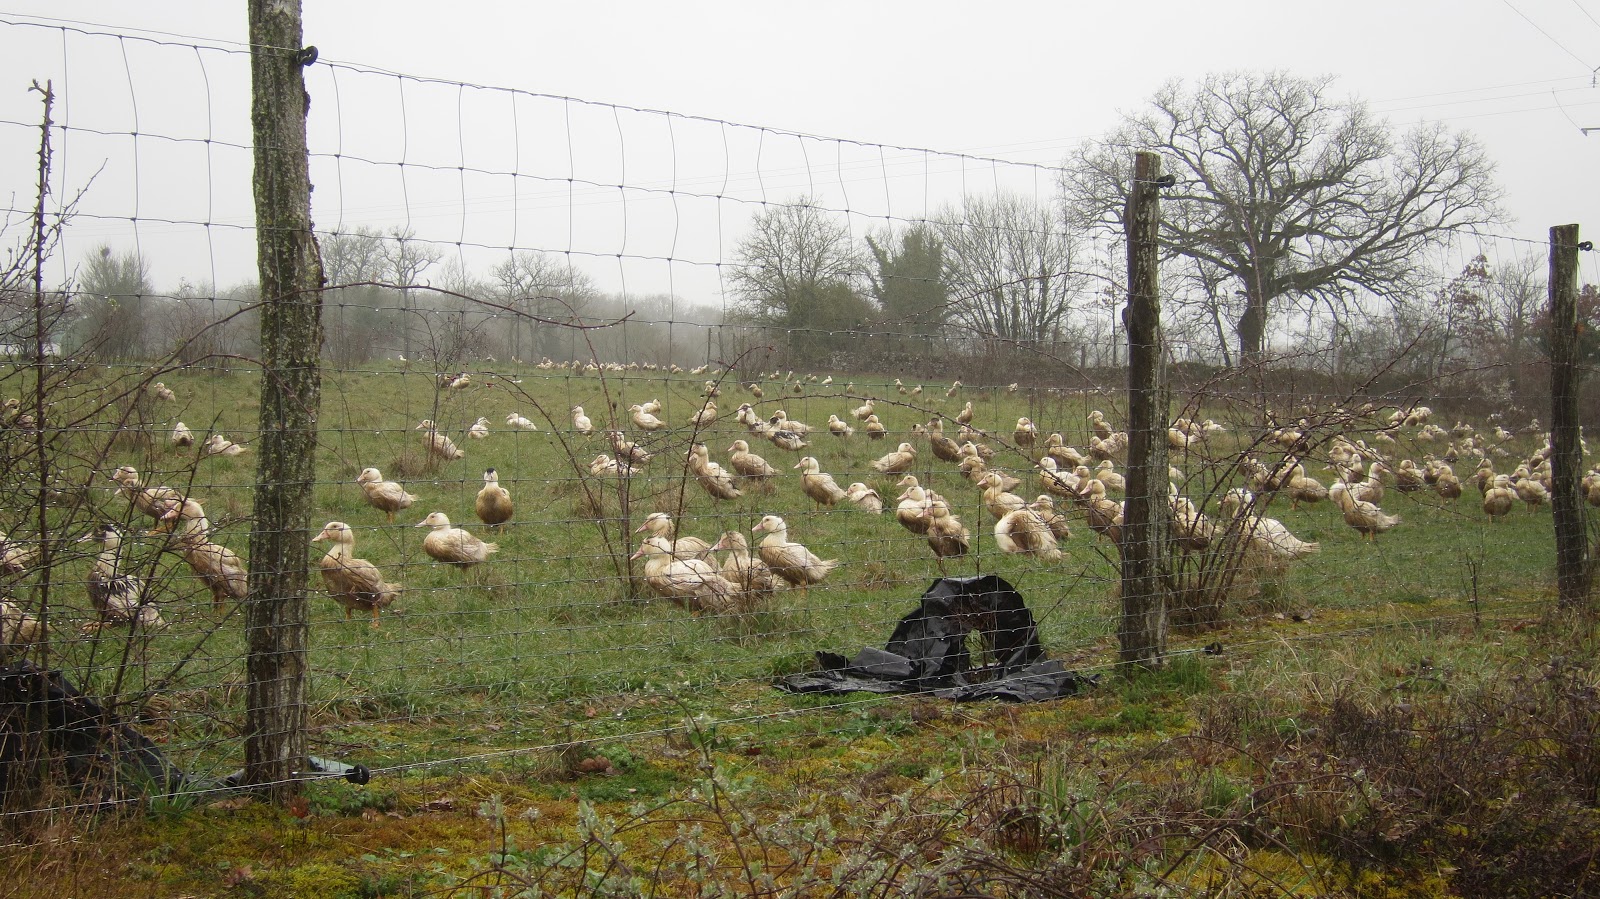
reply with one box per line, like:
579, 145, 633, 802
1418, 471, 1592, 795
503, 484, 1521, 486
0, 360, 1563, 784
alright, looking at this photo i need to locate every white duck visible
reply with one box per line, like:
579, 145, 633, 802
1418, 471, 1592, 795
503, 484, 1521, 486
630, 404, 667, 431
356, 467, 417, 522
689, 443, 742, 501
631, 536, 736, 614
312, 521, 401, 627
895, 475, 933, 536
795, 456, 848, 509
843, 482, 884, 514
994, 508, 1063, 562
416, 512, 498, 570
871, 442, 917, 475
571, 405, 595, 436
728, 439, 777, 483
752, 515, 837, 590
204, 433, 248, 457
635, 512, 712, 561
416, 420, 465, 461
82, 523, 164, 630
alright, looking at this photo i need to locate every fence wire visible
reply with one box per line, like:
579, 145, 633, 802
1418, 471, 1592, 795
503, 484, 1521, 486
0, 18, 1588, 816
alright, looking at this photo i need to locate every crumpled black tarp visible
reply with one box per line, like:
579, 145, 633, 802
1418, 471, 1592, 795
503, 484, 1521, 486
0, 659, 369, 807
0, 659, 184, 806
775, 575, 1095, 702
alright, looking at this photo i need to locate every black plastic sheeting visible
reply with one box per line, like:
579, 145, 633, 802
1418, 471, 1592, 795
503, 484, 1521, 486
0, 659, 368, 809
776, 575, 1096, 702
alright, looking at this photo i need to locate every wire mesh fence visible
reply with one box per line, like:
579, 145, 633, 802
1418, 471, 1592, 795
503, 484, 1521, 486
0, 16, 1592, 819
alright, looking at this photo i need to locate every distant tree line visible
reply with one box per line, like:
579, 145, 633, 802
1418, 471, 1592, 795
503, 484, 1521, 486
32, 70, 1585, 405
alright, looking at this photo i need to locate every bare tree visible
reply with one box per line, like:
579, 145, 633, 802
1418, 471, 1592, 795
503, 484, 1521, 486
937, 191, 1088, 349
1063, 71, 1504, 365
729, 197, 870, 357
378, 226, 442, 359
320, 226, 386, 287
1446, 252, 1545, 364
490, 249, 595, 362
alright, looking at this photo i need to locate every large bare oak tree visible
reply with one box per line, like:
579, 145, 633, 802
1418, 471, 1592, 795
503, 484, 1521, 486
1062, 71, 1503, 365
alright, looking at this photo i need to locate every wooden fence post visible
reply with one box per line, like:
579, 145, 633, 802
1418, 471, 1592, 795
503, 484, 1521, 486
1548, 223, 1589, 610
1119, 151, 1169, 669
245, 0, 324, 799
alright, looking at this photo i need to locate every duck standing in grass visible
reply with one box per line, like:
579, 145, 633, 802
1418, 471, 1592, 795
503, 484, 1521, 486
979, 470, 1029, 521
82, 524, 164, 631
1083, 479, 1125, 544
1482, 474, 1516, 523
161, 499, 249, 610
111, 465, 187, 526
920, 495, 970, 574
416, 512, 498, 572
711, 530, 776, 605
634, 512, 712, 561
688, 443, 742, 502
863, 414, 887, 441
727, 439, 777, 485
475, 468, 514, 532
571, 405, 595, 436
689, 400, 718, 428
1329, 481, 1401, 542
752, 515, 837, 592
1013, 417, 1038, 450
313, 521, 401, 628
1037, 457, 1081, 500
994, 508, 1063, 562
1029, 495, 1072, 542
795, 456, 847, 510
927, 419, 964, 464
630, 404, 667, 432
356, 467, 417, 523
631, 536, 736, 614
895, 476, 933, 536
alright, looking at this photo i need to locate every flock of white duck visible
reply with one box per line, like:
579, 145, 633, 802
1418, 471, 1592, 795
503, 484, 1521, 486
0, 371, 1585, 649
